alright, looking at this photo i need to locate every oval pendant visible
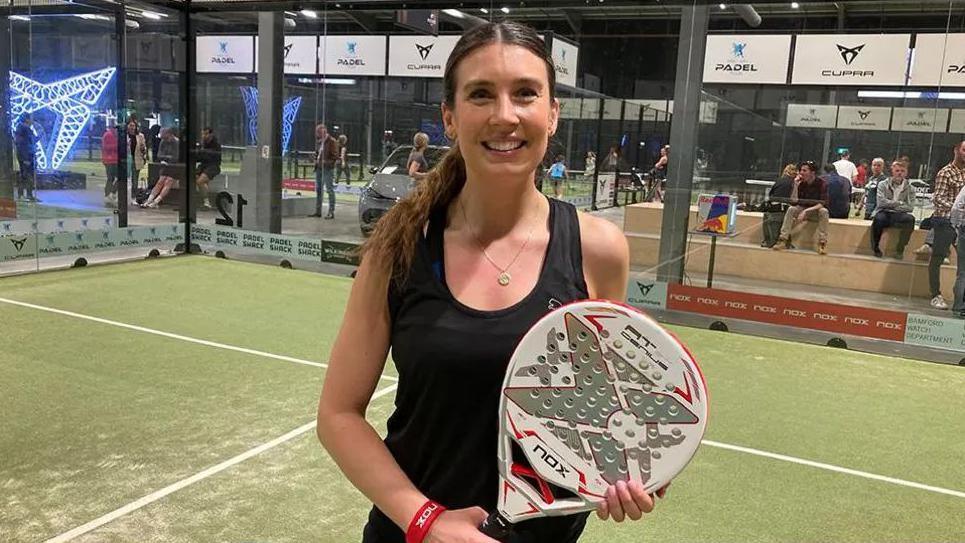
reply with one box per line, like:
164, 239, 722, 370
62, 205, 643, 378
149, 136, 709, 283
497, 272, 511, 286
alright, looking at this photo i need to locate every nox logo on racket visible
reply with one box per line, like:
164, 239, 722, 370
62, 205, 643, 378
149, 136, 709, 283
533, 443, 570, 476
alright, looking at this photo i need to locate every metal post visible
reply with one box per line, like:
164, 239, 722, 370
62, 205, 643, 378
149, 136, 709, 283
612, 99, 627, 208
590, 97, 604, 210
255, 11, 283, 233
656, 4, 709, 284
115, 3, 129, 227
180, 0, 197, 249
0, 12, 13, 206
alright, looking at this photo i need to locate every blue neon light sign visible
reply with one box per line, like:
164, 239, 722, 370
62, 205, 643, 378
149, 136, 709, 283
9, 67, 116, 171
240, 86, 302, 155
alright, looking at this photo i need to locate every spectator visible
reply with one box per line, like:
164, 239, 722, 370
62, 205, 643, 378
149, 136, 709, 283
761, 163, 796, 248
822, 163, 852, 219
336, 134, 352, 185
311, 123, 338, 219
928, 140, 965, 310
141, 127, 179, 208
101, 125, 119, 206
603, 145, 623, 172
150, 124, 162, 161
855, 159, 868, 188
547, 154, 567, 199
14, 116, 37, 202
583, 151, 596, 179
859, 157, 887, 219
407, 132, 430, 181
127, 118, 148, 206
833, 150, 858, 183
773, 161, 830, 255
195, 127, 222, 210
871, 160, 915, 259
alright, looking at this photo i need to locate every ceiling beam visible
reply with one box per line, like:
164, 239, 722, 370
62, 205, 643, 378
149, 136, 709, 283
343, 9, 379, 33
561, 9, 582, 34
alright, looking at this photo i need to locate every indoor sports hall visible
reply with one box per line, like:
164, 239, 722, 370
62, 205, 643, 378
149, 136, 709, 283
2, 1, 964, 542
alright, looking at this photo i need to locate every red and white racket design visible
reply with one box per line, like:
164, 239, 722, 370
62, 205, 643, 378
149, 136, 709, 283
481, 300, 709, 539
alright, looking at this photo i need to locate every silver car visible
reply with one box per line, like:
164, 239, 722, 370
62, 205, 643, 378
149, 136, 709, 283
358, 145, 449, 236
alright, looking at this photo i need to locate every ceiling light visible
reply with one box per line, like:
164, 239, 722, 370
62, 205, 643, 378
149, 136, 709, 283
300, 9, 317, 18
141, 11, 164, 20
719, 3, 727, 9
791, 2, 800, 8
501, 6, 510, 13
442, 9, 465, 18
480, 7, 489, 13
74, 14, 110, 21
9, 15, 29, 21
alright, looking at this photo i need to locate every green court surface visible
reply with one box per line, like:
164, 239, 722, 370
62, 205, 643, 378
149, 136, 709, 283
1, 257, 963, 542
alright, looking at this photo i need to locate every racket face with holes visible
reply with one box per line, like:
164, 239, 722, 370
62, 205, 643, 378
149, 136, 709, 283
494, 300, 709, 525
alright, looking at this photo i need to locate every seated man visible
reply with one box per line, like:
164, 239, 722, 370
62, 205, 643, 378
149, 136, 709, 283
871, 160, 915, 259
773, 161, 830, 255
822, 163, 853, 219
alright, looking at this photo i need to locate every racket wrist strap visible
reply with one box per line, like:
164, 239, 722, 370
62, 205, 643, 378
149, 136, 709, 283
405, 500, 446, 543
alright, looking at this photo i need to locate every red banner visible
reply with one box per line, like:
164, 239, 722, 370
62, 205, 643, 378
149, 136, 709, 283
283, 178, 315, 191
666, 283, 907, 341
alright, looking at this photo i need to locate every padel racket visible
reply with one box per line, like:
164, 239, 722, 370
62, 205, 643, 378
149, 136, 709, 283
480, 300, 709, 539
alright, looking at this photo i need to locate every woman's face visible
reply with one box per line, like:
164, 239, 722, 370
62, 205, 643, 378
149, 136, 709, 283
442, 43, 558, 183
127, 122, 137, 135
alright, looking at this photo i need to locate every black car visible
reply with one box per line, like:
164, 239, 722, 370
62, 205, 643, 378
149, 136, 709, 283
358, 145, 449, 236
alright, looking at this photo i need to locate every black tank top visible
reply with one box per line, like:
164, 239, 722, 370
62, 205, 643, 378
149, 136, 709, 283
363, 197, 591, 542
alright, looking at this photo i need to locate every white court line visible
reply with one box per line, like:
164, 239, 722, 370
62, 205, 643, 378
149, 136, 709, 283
0, 296, 398, 383
44, 382, 399, 543
702, 439, 965, 499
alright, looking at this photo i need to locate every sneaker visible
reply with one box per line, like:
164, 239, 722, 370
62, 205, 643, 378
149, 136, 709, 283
895, 251, 904, 260
914, 244, 932, 256
817, 241, 828, 255
146, 201, 159, 209
873, 248, 883, 258
931, 295, 949, 310
324, 212, 334, 220
772, 238, 789, 251
201, 200, 212, 210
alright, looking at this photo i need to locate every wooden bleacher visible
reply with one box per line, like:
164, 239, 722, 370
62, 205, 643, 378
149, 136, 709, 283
624, 203, 954, 299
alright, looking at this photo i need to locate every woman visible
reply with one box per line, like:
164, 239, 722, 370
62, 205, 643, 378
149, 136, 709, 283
648, 145, 669, 202
337, 134, 352, 185
761, 163, 797, 247
127, 118, 148, 206
583, 151, 596, 179
317, 22, 663, 543
141, 127, 179, 208
407, 132, 430, 180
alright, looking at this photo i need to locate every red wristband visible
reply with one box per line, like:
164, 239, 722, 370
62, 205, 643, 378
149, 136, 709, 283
405, 500, 446, 543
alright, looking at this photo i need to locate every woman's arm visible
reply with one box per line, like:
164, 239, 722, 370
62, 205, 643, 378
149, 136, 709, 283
316, 258, 426, 528
317, 259, 497, 542
578, 214, 629, 301
408, 160, 427, 180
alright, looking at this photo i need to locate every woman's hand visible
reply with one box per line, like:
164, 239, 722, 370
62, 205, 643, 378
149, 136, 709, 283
595, 481, 669, 523
425, 507, 500, 543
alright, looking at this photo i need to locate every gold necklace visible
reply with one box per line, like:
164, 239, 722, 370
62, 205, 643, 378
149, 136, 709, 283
459, 200, 537, 287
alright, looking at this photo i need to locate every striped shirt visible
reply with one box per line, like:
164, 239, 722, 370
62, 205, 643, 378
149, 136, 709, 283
932, 162, 965, 217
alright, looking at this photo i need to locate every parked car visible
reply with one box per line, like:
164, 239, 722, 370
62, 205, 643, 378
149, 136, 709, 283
358, 144, 449, 236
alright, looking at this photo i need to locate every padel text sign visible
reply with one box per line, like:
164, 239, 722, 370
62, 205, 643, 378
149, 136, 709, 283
191, 224, 360, 265
666, 283, 907, 341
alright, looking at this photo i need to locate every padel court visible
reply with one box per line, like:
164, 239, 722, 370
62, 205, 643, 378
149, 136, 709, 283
2, 256, 963, 543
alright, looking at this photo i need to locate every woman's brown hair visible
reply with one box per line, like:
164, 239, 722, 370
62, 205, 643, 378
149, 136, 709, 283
362, 21, 556, 281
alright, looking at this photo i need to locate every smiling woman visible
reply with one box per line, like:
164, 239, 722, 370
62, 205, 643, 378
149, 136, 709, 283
317, 20, 635, 543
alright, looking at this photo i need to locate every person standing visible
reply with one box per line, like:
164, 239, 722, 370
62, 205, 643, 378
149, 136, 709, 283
195, 127, 222, 210
101, 125, 119, 206
407, 132, 430, 181
14, 116, 38, 202
821, 163, 852, 219
870, 160, 915, 259
311, 123, 338, 219
127, 118, 148, 206
833, 150, 858, 183
860, 158, 887, 219
548, 154, 567, 198
927, 140, 965, 310
316, 22, 661, 543
336, 134, 352, 185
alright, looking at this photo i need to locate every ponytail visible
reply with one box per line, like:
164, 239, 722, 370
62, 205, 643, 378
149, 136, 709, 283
361, 144, 466, 281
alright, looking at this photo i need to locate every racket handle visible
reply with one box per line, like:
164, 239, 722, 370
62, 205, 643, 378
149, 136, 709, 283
479, 511, 513, 542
